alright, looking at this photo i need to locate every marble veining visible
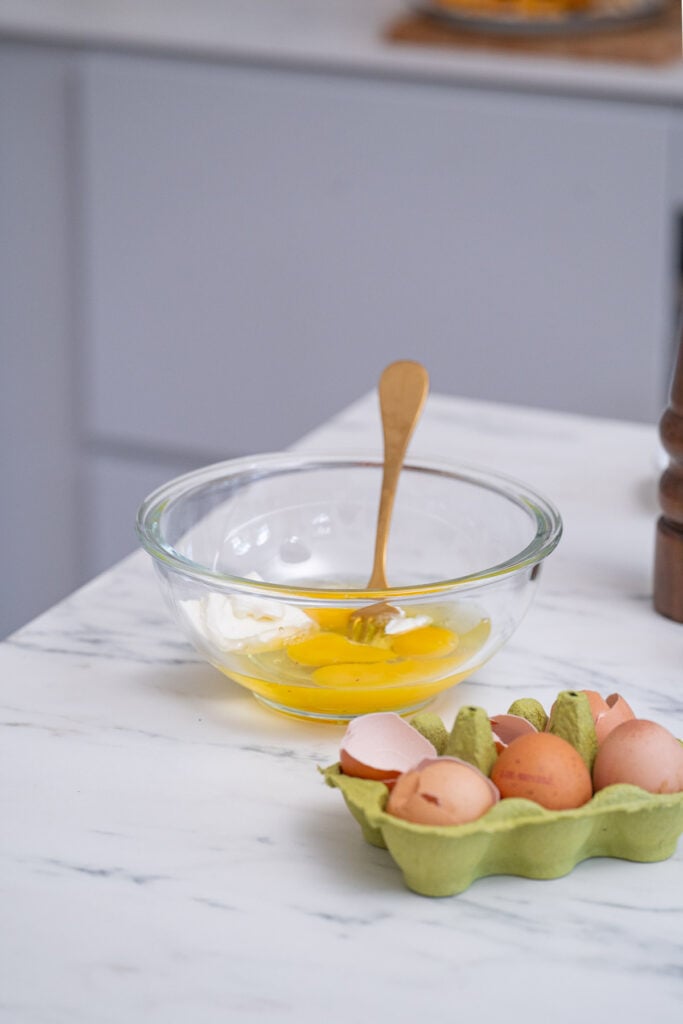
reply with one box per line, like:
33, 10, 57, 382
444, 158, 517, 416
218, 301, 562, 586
1, 395, 682, 1023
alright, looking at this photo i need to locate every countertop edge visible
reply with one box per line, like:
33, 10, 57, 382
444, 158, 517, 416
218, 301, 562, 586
1, 15, 683, 108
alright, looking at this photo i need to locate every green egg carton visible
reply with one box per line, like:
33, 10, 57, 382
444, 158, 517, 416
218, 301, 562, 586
322, 765, 683, 897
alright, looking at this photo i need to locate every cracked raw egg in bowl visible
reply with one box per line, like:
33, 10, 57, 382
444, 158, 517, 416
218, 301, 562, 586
136, 452, 561, 721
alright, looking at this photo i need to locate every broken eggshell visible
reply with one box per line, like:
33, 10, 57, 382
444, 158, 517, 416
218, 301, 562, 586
386, 756, 500, 826
582, 690, 635, 744
339, 711, 437, 783
324, 701, 683, 896
490, 713, 537, 753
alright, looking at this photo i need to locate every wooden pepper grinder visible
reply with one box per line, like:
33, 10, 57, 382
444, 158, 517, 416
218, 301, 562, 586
654, 326, 683, 622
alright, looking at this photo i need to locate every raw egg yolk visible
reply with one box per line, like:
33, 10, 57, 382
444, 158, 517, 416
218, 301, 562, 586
390, 625, 458, 659
286, 633, 393, 666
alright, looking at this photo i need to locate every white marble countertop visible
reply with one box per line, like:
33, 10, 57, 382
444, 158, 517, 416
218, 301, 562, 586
0, 0, 682, 105
2, 394, 682, 1022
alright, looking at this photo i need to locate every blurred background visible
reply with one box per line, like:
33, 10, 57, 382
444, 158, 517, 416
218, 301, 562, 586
2, 0, 683, 637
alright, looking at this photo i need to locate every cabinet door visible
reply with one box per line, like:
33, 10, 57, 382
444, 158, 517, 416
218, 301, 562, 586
0, 45, 79, 636
82, 453, 202, 577
81, 53, 673, 461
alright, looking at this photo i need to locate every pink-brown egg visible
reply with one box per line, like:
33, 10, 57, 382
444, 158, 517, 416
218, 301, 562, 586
491, 732, 593, 810
386, 757, 499, 826
581, 690, 635, 743
592, 719, 683, 794
339, 712, 436, 783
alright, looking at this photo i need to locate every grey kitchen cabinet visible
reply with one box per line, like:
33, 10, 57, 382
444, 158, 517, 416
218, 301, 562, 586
1, 45, 81, 636
82, 52, 676, 455
2, 38, 682, 636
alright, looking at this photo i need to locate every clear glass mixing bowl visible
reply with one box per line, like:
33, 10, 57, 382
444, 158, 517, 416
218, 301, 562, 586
136, 453, 562, 722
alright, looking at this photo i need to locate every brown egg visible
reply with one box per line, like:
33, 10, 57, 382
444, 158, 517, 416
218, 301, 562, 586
581, 690, 635, 744
386, 757, 499, 826
592, 719, 683, 794
491, 732, 593, 810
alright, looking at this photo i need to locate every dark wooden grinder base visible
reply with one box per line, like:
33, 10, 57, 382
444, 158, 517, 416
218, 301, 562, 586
654, 328, 683, 622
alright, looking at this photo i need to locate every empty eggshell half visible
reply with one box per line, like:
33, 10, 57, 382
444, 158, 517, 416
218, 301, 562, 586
490, 713, 537, 752
339, 712, 437, 782
582, 690, 635, 744
386, 756, 500, 826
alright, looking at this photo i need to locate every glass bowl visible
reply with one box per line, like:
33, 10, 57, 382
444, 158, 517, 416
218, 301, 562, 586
136, 453, 562, 722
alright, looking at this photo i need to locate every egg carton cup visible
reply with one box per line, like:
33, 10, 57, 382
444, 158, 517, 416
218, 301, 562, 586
323, 763, 683, 897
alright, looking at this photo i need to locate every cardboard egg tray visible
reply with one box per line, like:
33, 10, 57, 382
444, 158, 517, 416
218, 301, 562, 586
323, 705, 683, 897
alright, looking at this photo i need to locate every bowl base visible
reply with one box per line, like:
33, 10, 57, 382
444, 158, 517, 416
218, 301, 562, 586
252, 692, 438, 724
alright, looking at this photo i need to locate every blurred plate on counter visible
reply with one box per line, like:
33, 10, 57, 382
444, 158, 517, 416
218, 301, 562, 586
415, 0, 669, 35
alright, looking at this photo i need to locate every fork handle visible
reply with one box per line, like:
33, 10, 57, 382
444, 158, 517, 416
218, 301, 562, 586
368, 361, 430, 590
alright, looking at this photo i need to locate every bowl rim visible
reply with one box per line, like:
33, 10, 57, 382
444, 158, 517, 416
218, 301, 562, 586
135, 451, 562, 600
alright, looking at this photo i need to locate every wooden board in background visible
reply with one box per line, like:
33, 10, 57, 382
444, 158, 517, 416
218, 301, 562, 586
385, 0, 682, 65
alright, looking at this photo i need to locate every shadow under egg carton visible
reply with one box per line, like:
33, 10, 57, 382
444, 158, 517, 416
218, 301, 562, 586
322, 764, 683, 897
